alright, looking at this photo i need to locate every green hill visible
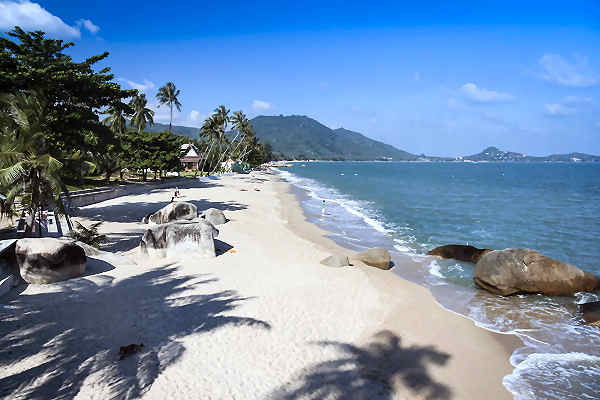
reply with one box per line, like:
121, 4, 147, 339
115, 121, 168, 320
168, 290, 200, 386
249, 115, 418, 160
138, 121, 200, 138
464, 146, 600, 162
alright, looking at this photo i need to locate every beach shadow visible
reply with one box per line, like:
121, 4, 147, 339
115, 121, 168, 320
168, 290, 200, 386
271, 331, 451, 400
101, 232, 145, 252
81, 256, 116, 277
0, 263, 270, 400
214, 239, 234, 256
76, 199, 247, 224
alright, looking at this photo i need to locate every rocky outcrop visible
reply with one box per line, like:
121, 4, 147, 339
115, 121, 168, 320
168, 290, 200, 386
356, 248, 392, 270
140, 220, 219, 258
474, 249, 600, 296
16, 238, 86, 284
142, 202, 197, 225
578, 301, 600, 326
320, 254, 350, 268
428, 244, 492, 263
201, 208, 227, 225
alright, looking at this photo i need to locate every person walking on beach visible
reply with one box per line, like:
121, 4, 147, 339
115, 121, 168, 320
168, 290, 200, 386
321, 200, 326, 216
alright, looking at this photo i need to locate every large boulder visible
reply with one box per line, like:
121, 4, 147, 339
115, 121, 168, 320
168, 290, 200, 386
16, 238, 86, 284
140, 220, 219, 258
320, 254, 350, 268
474, 249, 600, 296
578, 301, 600, 326
142, 202, 197, 225
356, 248, 392, 270
201, 208, 227, 225
428, 244, 492, 264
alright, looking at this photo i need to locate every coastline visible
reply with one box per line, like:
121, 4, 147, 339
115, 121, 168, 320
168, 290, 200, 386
274, 172, 520, 399
1, 172, 518, 399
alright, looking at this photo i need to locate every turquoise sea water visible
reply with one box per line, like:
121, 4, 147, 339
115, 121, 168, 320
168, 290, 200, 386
278, 161, 600, 400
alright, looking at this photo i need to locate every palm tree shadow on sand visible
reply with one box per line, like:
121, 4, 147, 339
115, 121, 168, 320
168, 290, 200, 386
271, 331, 451, 400
0, 264, 270, 400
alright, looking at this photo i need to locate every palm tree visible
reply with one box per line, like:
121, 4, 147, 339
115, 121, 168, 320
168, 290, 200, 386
210, 105, 231, 173
130, 93, 155, 133
155, 82, 182, 133
198, 115, 220, 173
102, 103, 127, 134
230, 111, 250, 159
0, 91, 65, 235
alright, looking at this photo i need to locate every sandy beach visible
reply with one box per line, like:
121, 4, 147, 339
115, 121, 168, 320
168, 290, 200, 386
0, 172, 519, 399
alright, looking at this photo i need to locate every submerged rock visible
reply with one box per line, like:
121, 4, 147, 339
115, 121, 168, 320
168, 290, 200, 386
142, 202, 197, 225
320, 254, 350, 268
140, 220, 219, 258
474, 248, 600, 296
578, 301, 600, 326
356, 248, 392, 270
201, 208, 227, 225
428, 244, 492, 264
16, 238, 86, 284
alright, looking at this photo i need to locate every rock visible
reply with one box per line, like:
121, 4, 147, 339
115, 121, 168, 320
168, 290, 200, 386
15, 238, 86, 284
578, 301, 600, 326
320, 254, 350, 268
474, 249, 600, 296
356, 248, 392, 270
140, 220, 219, 258
142, 202, 197, 225
428, 244, 492, 263
201, 208, 227, 225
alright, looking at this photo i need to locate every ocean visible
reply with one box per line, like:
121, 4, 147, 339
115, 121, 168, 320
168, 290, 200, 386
277, 161, 600, 400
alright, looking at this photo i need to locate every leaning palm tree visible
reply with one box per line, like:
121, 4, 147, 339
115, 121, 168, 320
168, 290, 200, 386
229, 111, 250, 159
130, 93, 155, 133
209, 105, 231, 174
102, 103, 127, 134
155, 82, 182, 133
0, 91, 65, 235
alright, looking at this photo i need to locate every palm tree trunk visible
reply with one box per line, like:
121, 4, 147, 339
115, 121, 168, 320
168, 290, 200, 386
169, 102, 173, 133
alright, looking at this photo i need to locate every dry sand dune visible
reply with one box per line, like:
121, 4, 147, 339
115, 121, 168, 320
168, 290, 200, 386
0, 172, 518, 399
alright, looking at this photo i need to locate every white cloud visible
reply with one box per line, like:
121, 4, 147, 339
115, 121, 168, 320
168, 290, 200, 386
189, 110, 200, 122
252, 100, 272, 111
539, 54, 599, 88
76, 18, 99, 34
460, 83, 514, 104
118, 78, 156, 92
563, 95, 592, 104
0, 0, 82, 38
544, 103, 575, 116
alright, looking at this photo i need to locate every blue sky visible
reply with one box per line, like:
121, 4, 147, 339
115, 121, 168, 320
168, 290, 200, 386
1, 1, 599, 156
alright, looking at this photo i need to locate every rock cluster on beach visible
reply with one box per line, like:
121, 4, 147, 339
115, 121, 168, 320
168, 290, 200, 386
428, 244, 491, 264
320, 254, 351, 268
473, 248, 599, 296
201, 208, 227, 225
140, 220, 219, 258
15, 238, 86, 284
142, 201, 198, 224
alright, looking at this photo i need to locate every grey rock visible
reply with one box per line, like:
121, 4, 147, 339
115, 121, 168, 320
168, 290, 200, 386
140, 220, 219, 258
320, 254, 351, 268
474, 248, 600, 296
428, 244, 492, 264
201, 208, 227, 225
142, 202, 197, 225
16, 238, 86, 284
356, 248, 392, 270
578, 301, 600, 326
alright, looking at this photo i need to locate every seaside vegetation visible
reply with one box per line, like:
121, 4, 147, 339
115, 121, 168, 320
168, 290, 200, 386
0, 27, 273, 218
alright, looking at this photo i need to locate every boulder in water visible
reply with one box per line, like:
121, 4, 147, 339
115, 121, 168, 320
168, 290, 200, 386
428, 244, 492, 263
142, 202, 197, 225
474, 248, 600, 296
320, 254, 351, 268
578, 301, 600, 326
356, 248, 392, 270
201, 208, 227, 225
16, 238, 86, 284
140, 220, 219, 258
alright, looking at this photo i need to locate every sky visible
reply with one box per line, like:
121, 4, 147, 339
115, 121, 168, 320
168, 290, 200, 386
1, 0, 599, 156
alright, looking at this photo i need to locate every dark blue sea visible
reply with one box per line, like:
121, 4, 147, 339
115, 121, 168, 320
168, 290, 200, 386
278, 161, 600, 400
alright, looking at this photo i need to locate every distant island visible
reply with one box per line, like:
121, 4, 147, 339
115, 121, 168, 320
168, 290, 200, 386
145, 116, 600, 162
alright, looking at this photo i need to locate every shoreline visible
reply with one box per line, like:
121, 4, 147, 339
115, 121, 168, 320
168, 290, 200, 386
1, 172, 519, 399
274, 172, 521, 399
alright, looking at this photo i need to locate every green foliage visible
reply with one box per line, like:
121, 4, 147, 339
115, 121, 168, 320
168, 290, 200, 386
156, 82, 182, 132
0, 91, 66, 216
69, 221, 107, 248
130, 93, 154, 134
119, 130, 184, 181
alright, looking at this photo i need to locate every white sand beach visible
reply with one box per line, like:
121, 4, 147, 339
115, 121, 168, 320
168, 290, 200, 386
0, 172, 519, 399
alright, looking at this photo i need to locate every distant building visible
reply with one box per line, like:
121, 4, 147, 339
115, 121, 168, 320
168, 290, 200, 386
180, 143, 203, 170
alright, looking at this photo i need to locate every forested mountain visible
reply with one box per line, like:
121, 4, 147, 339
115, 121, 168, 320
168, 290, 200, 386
249, 115, 418, 160
463, 146, 600, 162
